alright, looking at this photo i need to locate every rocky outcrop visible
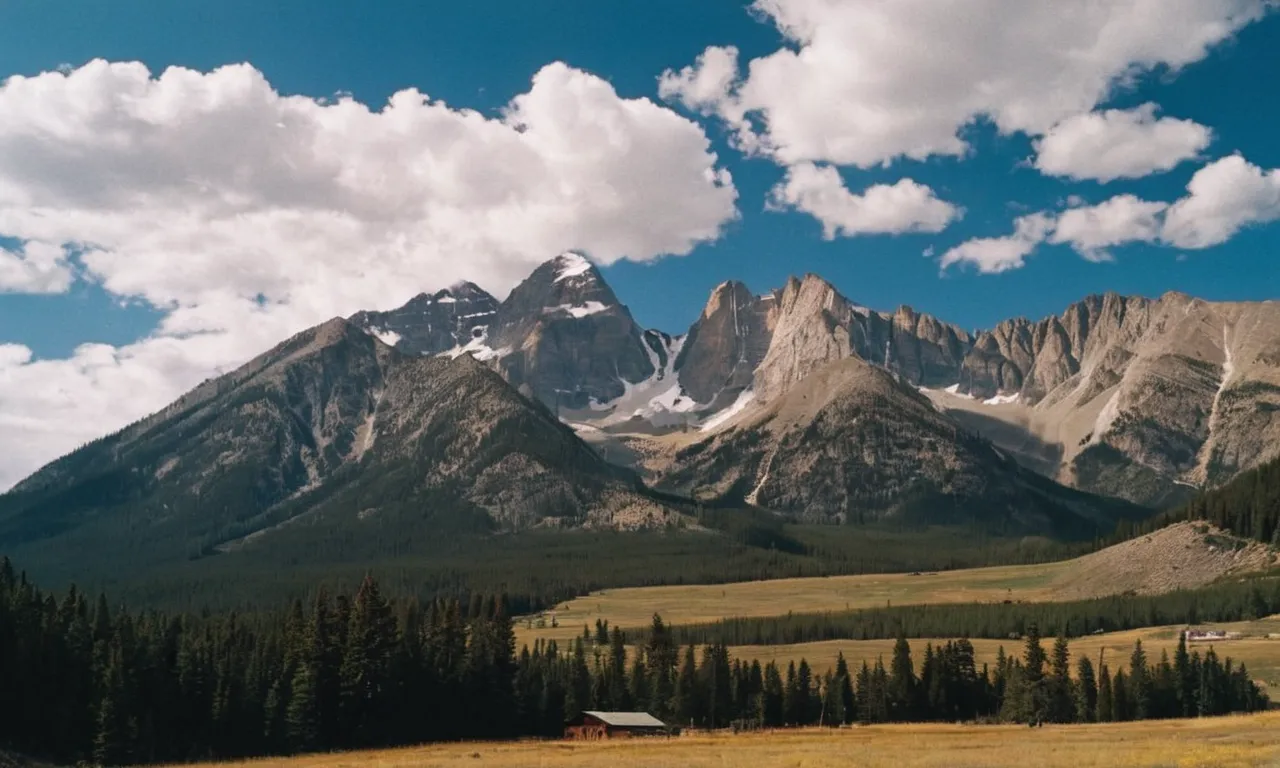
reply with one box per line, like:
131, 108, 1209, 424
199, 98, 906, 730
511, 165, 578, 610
674, 281, 778, 406
658, 356, 1143, 537
351, 260, 1280, 508
488, 253, 657, 409
934, 293, 1280, 505
350, 281, 499, 356
1, 317, 685, 573
750, 274, 971, 401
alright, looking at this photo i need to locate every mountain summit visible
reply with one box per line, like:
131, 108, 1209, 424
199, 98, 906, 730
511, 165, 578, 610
343, 258, 1277, 508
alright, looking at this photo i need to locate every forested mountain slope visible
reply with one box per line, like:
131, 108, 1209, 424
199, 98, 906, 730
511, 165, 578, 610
0, 318, 683, 590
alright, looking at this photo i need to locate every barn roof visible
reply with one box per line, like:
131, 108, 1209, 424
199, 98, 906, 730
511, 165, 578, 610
584, 711, 667, 728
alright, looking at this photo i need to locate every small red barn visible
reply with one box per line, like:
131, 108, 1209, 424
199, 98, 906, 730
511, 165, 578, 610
564, 711, 670, 740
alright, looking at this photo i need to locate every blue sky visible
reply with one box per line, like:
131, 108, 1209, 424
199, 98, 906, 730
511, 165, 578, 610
0, 0, 1277, 487
2, 0, 1276, 351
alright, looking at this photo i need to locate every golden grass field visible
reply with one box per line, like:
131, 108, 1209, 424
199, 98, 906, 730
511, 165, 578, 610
728, 617, 1280, 699
516, 559, 1070, 645
196, 712, 1280, 768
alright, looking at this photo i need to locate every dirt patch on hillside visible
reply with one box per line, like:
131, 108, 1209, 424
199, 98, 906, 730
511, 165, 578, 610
1051, 521, 1279, 600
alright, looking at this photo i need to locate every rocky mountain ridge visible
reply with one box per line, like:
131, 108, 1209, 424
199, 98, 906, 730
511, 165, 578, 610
353, 255, 1280, 507
0, 317, 684, 579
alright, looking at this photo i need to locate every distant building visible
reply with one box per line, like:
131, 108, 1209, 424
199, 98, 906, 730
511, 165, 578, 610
564, 711, 671, 740
1184, 628, 1240, 642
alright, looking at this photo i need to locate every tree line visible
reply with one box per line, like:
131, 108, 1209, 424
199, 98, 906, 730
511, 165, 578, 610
1112, 453, 1280, 545
1, 557, 1269, 766
654, 575, 1280, 647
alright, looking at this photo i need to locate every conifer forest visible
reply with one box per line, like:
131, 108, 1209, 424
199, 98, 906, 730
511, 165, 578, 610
0, 557, 1266, 765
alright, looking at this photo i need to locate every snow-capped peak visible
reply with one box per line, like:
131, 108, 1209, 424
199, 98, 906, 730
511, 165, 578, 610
553, 252, 594, 283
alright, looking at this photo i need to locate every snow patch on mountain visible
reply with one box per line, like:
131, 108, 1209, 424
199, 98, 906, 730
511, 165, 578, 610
1089, 389, 1123, 446
983, 392, 1020, 406
549, 301, 608, 318
441, 328, 508, 363
368, 327, 402, 347
582, 333, 701, 425
553, 252, 593, 283
700, 388, 756, 432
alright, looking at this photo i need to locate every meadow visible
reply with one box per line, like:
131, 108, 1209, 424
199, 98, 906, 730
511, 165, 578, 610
190, 712, 1280, 768
728, 616, 1280, 700
516, 559, 1069, 645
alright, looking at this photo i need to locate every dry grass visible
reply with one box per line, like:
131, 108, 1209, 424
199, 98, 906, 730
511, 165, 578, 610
516, 523, 1275, 646
729, 617, 1280, 700
517, 560, 1070, 645
190, 712, 1280, 768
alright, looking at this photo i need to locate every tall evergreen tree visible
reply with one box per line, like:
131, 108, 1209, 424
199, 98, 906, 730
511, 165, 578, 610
1127, 640, 1150, 721
835, 652, 855, 725
1097, 662, 1114, 723
1074, 655, 1097, 723
1174, 632, 1194, 717
1048, 635, 1073, 723
888, 634, 916, 721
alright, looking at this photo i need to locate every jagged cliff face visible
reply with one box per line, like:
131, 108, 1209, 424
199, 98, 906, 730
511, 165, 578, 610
679, 276, 1279, 507
350, 253, 659, 411
488, 253, 657, 409
350, 282, 499, 356
674, 280, 778, 407
658, 356, 1142, 537
935, 293, 1280, 506
747, 274, 971, 402
0, 317, 683, 573
346, 256, 1278, 508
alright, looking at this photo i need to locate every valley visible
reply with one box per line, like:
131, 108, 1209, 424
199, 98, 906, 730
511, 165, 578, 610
515, 522, 1279, 646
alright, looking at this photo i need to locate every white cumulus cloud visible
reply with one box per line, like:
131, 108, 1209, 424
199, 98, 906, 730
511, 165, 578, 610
1034, 104, 1212, 182
662, 0, 1267, 168
1050, 195, 1169, 261
1162, 154, 1280, 248
0, 59, 739, 489
658, 46, 741, 117
939, 213, 1055, 274
938, 155, 1280, 273
768, 163, 960, 238
0, 240, 74, 293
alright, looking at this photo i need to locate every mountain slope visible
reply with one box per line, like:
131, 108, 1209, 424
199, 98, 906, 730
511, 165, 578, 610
929, 293, 1280, 506
350, 281, 500, 356
656, 356, 1146, 538
0, 317, 683, 580
488, 253, 658, 409
341, 258, 1275, 510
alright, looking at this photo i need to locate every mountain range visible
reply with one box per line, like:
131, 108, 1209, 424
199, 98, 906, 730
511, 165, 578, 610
2, 251, 1276, 587
353, 253, 1280, 509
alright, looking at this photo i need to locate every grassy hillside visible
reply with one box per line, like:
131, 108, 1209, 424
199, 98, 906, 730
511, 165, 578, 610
175, 713, 1280, 768
515, 522, 1276, 646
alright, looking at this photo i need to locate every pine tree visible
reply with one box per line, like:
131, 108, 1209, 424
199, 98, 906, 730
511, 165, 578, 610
94, 645, 134, 766
762, 662, 784, 727
1075, 655, 1097, 723
1112, 668, 1130, 722
673, 645, 700, 727
340, 576, 397, 745
1127, 640, 1150, 720
835, 652, 855, 725
285, 661, 320, 753
783, 661, 800, 725
1021, 625, 1048, 724
1174, 632, 1194, 717
1097, 662, 1113, 722
645, 614, 676, 721
888, 634, 916, 721
1048, 635, 1073, 723
855, 661, 873, 724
